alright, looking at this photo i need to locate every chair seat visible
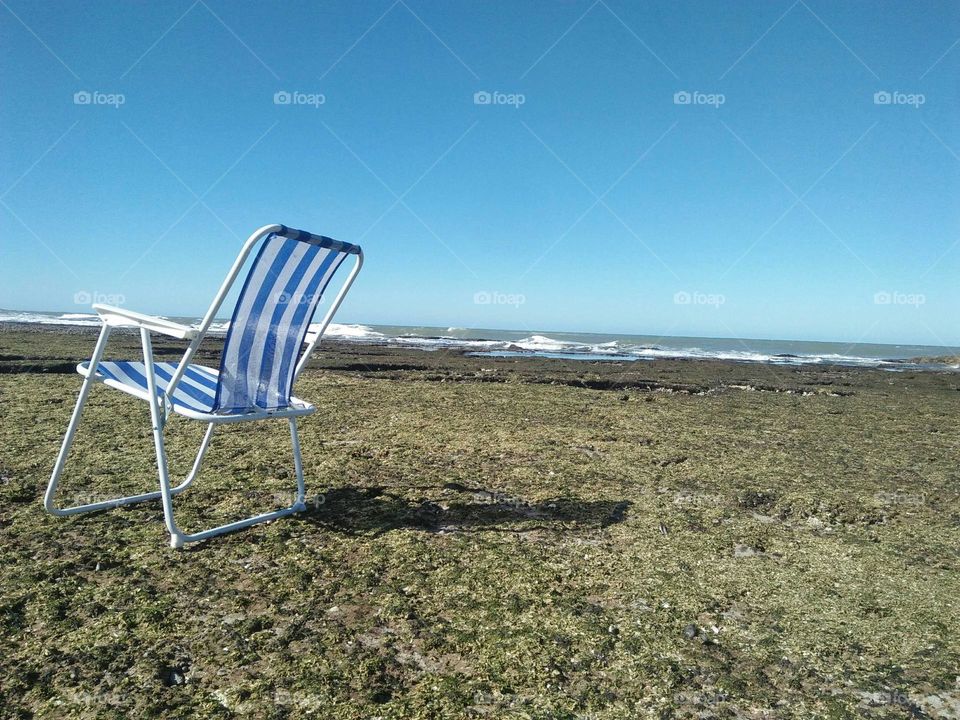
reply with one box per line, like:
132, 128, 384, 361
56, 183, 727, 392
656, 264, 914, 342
78, 361, 314, 420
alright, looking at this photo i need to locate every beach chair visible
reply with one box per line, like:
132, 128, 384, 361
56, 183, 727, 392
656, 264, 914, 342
44, 224, 363, 548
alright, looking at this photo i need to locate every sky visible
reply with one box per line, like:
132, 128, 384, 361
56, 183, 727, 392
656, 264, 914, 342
1, 0, 958, 346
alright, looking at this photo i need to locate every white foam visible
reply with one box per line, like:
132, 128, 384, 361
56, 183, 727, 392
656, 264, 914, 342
514, 334, 580, 351
59, 313, 97, 320
0, 310, 102, 327
321, 322, 385, 340
183, 320, 387, 341
0, 309, 951, 370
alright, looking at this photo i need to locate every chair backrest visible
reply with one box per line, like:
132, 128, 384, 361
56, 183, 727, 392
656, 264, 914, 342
212, 231, 358, 413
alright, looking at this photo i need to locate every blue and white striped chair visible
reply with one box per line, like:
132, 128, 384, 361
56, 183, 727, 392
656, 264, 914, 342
45, 224, 363, 548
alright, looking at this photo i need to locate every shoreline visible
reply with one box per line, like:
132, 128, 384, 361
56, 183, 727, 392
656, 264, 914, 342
3, 322, 958, 405
1, 321, 957, 374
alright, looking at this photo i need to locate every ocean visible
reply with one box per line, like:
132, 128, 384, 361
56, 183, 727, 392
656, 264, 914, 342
1, 309, 956, 371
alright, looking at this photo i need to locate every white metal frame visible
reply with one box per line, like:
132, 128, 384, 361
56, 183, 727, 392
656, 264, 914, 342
44, 224, 363, 548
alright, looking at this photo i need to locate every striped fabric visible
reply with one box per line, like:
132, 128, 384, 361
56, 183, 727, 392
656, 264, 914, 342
81, 361, 219, 414
213, 233, 349, 414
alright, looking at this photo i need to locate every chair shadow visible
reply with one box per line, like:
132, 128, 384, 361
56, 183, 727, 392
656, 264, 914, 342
296, 483, 631, 536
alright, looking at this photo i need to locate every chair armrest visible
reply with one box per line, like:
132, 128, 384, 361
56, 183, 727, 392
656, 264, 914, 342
93, 304, 199, 340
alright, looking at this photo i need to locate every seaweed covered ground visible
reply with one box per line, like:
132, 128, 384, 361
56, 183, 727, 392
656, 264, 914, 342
1, 325, 959, 719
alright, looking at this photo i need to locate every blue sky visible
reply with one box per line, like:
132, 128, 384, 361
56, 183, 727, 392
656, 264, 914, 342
1, 0, 958, 345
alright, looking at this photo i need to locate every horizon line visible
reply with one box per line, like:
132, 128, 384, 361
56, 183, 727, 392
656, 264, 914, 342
1, 305, 957, 350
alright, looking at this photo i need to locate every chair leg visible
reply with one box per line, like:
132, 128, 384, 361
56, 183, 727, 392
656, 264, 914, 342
140, 328, 187, 547
289, 417, 307, 513
162, 417, 309, 549
44, 325, 111, 515
44, 324, 215, 516
48, 326, 310, 548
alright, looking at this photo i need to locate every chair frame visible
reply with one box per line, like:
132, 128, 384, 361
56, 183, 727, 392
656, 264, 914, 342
44, 224, 363, 548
